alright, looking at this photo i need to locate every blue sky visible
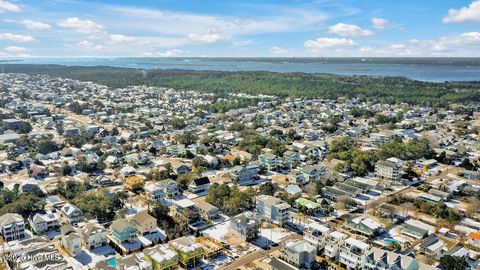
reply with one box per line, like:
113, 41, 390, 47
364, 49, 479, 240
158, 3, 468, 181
1, 0, 480, 57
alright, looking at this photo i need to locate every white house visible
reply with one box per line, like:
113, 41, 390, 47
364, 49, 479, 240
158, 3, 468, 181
60, 203, 84, 225
256, 195, 291, 226
29, 212, 60, 235
467, 232, 480, 248
375, 160, 402, 181
280, 239, 316, 269
304, 223, 330, 251
324, 231, 348, 261
61, 224, 82, 257
0, 213, 26, 242
338, 238, 370, 269
188, 177, 211, 195
80, 221, 108, 250
144, 183, 166, 202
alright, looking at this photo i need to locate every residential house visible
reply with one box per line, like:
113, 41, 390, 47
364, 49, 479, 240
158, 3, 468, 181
0, 213, 26, 242
304, 223, 330, 251
173, 199, 200, 223
280, 239, 316, 269
256, 195, 291, 225
417, 234, 446, 259
45, 195, 66, 209
166, 144, 186, 157
345, 216, 384, 238
104, 155, 120, 168
420, 193, 443, 204
375, 160, 402, 181
196, 201, 221, 222
61, 224, 82, 257
428, 189, 451, 201
144, 182, 166, 202
258, 153, 282, 171
115, 253, 152, 270
144, 244, 179, 270
168, 236, 203, 269
467, 232, 480, 248
283, 150, 301, 168
80, 221, 108, 250
110, 218, 138, 244
295, 165, 326, 185
94, 175, 114, 186
29, 212, 60, 235
231, 164, 260, 185
124, 175, 145, 191
158, 179, 180, 198
324, 231, 348, 261
370, 131, 396, 145
64, 126, 80, 137
338, 237, 370, 269
304, 146, 326, 162
120, 165, 137, 178
60, 203, 84, 225
20, 180, 40, 194
286, 184, 302, 197
28, 164, 49, 179
401, 219, 434, 240
173, 163, 191, 175
229, 211, 261, 241
188, 177, 211, 195
130, 211, 158, 237
463, 170, 480, 180
364, 247, 420, 270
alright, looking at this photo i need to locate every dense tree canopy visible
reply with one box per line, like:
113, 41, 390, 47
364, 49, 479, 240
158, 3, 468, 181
4, 64, 480, 107
206, 183, 255, 216
329, 137, 435, 176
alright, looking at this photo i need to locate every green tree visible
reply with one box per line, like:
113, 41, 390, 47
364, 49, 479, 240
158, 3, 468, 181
258, 182, 275, 196
439, 256, 468, 270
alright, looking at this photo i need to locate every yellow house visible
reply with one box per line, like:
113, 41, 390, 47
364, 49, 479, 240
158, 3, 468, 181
168, 236, 203, 268
144, 244, 178, 270
124, 176, 145, 191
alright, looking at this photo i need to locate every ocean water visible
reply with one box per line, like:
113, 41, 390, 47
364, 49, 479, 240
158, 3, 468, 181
2, 57, 480, 82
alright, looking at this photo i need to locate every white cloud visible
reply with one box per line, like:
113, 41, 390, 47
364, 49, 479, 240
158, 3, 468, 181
77, 40, 105, 51
21, 20, 51, 30
304, 37, 356, 49
112, 5, 328, 42
188, 33, 223, 43
0, 0, 20, 13
269, 46, 291, 55
142, 49, 184, 57
4, 46, 27, 53
443, 1, 480, 23
109, 34, 138, 43
232, 39, 254, 47
0, 33, 34, 42
328, 23, 373, 37
371, 18, 389, 29
58, 17, 104, 34
356, 32, 480, 57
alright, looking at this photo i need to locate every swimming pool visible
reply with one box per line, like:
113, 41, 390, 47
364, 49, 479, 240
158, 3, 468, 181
106, 257, 117, 268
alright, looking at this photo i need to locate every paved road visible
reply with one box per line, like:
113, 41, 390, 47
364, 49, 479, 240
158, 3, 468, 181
218, 233, 302, 270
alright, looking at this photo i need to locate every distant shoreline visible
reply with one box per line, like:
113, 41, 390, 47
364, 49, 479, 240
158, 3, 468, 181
1, 57, 479, 83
